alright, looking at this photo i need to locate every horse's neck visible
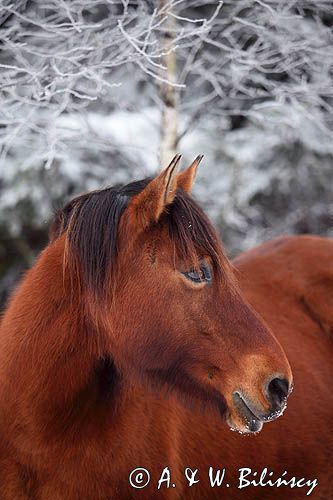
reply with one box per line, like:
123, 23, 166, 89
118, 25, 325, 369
0, 238, 119, 450
0, 239, 183, 496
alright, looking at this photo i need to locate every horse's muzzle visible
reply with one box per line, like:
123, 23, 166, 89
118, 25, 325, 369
232, 377, 291, 433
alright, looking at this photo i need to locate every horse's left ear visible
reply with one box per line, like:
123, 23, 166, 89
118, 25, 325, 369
177, 155, 204, 193
128, 154, 181, 230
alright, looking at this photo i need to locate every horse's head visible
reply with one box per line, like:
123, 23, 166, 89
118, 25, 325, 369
52, 155, 292, 434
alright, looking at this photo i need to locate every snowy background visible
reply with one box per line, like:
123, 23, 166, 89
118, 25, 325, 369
1, 0, 333, 308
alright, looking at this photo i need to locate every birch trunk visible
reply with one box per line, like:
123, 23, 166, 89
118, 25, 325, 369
159, 0, 178, 167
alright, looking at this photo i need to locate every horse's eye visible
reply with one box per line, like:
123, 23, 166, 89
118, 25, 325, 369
183, 263, 212, 284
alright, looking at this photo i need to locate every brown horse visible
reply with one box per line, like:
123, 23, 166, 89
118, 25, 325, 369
0, 155, 331, 499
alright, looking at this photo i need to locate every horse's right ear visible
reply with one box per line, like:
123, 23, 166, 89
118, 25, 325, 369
177, 155, 204, 193
128, 154, 181, 230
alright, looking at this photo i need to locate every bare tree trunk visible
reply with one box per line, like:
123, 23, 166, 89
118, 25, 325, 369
159, 0, 178, 167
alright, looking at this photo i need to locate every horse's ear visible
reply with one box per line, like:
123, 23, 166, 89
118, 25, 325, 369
177, 155, 204, 193
128, 154, 181, 230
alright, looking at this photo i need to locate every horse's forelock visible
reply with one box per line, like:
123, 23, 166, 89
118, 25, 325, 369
51, 178, 233, 298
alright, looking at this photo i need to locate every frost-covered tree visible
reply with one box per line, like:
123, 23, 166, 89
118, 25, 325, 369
1, 0, 333, 305
0, 0, 220, 302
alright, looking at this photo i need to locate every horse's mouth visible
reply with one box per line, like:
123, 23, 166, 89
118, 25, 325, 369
230, 392, 263, 433
228, 389, 289, 434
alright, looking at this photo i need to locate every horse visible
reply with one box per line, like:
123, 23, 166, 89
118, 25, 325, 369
0, 154, 330, 499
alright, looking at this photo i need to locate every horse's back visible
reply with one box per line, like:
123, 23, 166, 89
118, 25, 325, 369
234, 234, 333, 347
234, 234, 333, 416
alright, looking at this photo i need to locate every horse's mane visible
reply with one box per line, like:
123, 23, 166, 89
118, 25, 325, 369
50, 177, 232, 297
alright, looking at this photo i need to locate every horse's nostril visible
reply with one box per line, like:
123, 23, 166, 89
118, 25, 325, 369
267, 377, 289, 408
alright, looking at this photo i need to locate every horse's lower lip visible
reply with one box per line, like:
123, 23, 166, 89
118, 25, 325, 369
232, 392, 263, 433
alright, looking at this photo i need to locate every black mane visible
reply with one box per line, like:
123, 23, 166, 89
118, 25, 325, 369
50, 177, 229, 297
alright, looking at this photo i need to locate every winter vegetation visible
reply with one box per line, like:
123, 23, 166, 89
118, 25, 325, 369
1, 0, 333, 306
